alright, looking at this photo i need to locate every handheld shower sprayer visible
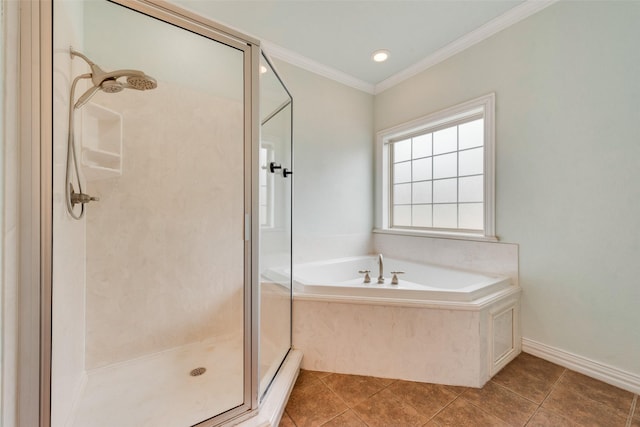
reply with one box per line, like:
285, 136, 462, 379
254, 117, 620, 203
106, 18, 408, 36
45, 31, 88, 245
65, 48, 158, 220
70, 49, 158, 108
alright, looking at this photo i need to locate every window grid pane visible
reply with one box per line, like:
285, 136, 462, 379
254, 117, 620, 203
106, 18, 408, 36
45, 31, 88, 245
390, 118, 483, 231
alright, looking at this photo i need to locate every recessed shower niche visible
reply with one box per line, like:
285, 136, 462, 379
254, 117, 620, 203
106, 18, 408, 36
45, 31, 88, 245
49, 0, 295, 426
80, 103, 123, 180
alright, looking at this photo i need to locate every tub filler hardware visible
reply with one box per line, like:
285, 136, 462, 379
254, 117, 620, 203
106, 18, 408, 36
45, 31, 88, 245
377, 253, 385, 284
390, 271, 404, 285
358, 270, 371, 283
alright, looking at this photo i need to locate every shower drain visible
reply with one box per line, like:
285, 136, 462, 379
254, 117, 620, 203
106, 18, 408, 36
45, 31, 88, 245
190, 367, 206, 377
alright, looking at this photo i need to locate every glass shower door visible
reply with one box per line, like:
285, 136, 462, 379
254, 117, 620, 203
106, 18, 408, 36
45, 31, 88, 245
51, 1, 253, 426
258, 53, 293, 398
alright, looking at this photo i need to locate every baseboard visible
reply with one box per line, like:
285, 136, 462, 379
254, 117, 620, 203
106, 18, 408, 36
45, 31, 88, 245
522, 337, 640, 395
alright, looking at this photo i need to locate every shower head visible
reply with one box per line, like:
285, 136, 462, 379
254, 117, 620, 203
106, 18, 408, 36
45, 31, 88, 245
71, 48, 157, 109
127, 75, 157, 91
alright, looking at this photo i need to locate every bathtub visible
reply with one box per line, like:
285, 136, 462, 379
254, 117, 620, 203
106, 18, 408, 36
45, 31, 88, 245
290, 256, 511, 303
286, 255, 521, 388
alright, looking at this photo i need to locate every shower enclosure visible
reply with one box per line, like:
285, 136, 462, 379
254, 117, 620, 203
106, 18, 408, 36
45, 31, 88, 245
47, 0, 294, 426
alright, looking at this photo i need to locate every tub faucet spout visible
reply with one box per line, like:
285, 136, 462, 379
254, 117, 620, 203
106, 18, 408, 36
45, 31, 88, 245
377, 254, 384, 284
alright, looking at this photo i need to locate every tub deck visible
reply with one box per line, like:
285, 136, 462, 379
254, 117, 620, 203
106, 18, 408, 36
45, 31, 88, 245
287, 256, 512, 303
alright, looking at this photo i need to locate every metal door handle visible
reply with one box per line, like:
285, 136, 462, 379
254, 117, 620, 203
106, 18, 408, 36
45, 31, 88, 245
269, 162, 281, 173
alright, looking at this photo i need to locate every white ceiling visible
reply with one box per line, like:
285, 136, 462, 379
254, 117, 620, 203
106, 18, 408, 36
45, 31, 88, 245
174, 1, 549, 93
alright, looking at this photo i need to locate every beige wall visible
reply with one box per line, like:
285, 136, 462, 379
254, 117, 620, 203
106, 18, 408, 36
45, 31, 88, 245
85, 83, 245, 368
273, 59, 375, 263
374, 1, 640, 375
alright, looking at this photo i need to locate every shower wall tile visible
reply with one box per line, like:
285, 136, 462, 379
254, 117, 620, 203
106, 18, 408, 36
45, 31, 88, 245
85, 82, 245, 368
51, 3, 88, 425
372, 233, 519, 285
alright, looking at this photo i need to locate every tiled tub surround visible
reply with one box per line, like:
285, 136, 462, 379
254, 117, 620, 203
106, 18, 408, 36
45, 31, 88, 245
372, 233, 519, 286
292, 257, 521, 387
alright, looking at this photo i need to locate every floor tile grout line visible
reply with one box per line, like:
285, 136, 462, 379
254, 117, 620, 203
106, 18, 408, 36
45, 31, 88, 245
381, 381, 461, 424
540, 367, 567, 405
626, 395, 637, 427
523, 403, 544, 427
317, 407, 352, 427
457, 394, 531, 427
488, 379, 545, 406
318, 372, 396, 410
531, 368, 581, 423
487, 377, 553, 426
424, 395, 461, 424
283, 410, 298, 427
349, 406, 370, 427
523, 407, 543, 427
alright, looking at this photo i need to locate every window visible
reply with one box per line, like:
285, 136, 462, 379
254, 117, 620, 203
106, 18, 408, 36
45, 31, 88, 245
376, 94, 496, 240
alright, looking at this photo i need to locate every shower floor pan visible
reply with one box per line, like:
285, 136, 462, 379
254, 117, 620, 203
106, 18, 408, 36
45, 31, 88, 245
71, 332, 244, 427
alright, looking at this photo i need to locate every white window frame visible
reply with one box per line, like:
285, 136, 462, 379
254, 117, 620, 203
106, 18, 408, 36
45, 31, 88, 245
375, 93, 497, 241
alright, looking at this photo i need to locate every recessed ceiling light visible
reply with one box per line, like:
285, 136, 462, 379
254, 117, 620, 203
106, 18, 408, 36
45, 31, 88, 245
260, 65, 268, 74
372, 49, 390, 63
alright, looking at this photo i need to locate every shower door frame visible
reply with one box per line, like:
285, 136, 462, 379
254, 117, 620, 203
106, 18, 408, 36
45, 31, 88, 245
26, 0, 263, 426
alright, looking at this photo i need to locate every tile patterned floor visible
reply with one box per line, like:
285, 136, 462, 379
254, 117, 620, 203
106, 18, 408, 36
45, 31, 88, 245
281, 353, 640, 426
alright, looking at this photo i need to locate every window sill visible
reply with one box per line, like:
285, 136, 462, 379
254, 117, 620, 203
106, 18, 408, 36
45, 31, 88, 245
372, 228, 499, 243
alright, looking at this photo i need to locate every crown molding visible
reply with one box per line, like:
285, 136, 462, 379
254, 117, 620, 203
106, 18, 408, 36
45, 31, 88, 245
374, 0, 558, 94
262, 41, 375, 94
172, 0, 556, 95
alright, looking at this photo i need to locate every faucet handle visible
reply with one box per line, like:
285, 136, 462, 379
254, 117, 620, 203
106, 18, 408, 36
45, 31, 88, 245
390, 271, 405, 285
358, 270, 371, 283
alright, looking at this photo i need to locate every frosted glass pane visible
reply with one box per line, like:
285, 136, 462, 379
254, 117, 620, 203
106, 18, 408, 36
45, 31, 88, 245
433, 178, 457, 203
412, 205, 432, 227
412, 181, 432, 204
412, 158, 432, 181
412, 133, 432, 158
393, 183, 411, 205
433, 126, 457, 154
393, 139, 411, 162
433, 153, 457, 179
393, 161, 411, 183
459, 119, 484, 150
393, 205, 411, 226
459, 203, 483, 230
459, 147, 483, 176
459, 175, 483, 203
433, 204, 457, 228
